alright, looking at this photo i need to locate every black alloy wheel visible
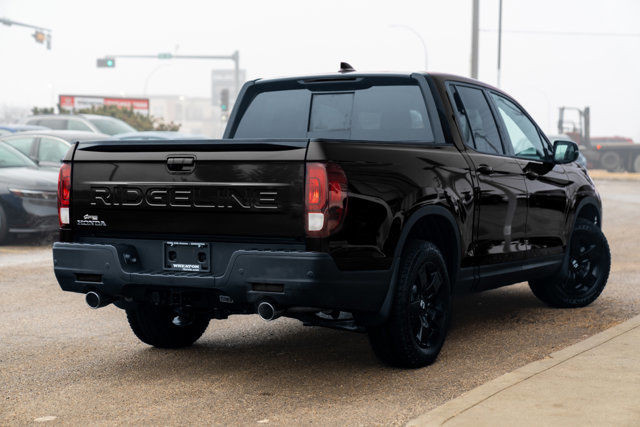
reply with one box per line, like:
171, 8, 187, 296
409, 263, 448, 350
368, 241, 451, 368
564, 227, 605, 297
529, 219, 611, 308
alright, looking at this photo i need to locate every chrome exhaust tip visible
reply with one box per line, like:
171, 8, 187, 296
257, 301, 282, 321
85, 291, 111, 309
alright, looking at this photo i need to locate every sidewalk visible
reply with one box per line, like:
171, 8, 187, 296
408, 315, 640, 426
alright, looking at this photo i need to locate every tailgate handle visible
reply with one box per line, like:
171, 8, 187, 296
167, 156, 195, 173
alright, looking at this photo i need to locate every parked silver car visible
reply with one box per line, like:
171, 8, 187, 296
22, 114, 135, 136
0, 130, 107, 168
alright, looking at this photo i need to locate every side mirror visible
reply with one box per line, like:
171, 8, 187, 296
553, 140, 579, 164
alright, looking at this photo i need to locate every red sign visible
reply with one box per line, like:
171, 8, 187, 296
58, 95, 149, 115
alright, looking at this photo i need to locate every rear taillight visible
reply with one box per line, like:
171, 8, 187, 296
57, 163, 71, 227
305, 163, 347, 237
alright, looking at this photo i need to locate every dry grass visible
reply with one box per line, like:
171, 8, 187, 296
588, 169, 640, 181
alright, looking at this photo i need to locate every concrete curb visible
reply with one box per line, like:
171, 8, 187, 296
407, 314, 640, 426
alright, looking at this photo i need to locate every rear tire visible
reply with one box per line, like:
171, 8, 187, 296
633, 154, 640, 173
0, 205, 8, 245
600, 151, 622, 172
126, 304, 210, 348
529, 219, 610, 308
368, 241, 451, 368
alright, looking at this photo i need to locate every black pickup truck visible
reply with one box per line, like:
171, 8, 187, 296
53, 69, 610, 368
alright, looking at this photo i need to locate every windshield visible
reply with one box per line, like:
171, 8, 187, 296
0, 143, 37, 168
87, 117, 136, 135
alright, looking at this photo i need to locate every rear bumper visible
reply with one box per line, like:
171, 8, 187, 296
52, 241, 390, 313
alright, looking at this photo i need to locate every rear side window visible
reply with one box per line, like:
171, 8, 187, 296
38, 137, 69, 163
35, 118, 68, 130
455, 86, 504, 155
233, 85, 434, 142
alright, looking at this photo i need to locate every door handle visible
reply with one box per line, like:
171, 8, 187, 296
525, 170, 539, 180
167, 156, 195, 173
477, 164, 494, 175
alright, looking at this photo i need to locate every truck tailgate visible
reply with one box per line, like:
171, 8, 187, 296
70, 139, 307, 238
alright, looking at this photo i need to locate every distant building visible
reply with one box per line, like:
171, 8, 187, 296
148, 95, 225, 138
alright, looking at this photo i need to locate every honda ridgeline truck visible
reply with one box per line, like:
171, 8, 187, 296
53, 67, 610, 368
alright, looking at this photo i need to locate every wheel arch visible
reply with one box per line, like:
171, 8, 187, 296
574, 196, 602, 229
373, 205, 462, 323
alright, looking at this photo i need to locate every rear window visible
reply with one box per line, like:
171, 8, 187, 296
234, 90, 309, 139
233, 85, 434, 142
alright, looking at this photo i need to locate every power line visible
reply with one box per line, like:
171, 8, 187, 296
481, 29, 640, 38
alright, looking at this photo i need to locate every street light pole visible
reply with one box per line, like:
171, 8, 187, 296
232, 50, 240, 96
143, 64, 170, 96
497, 0, 503, 87
390, 24, 428, 69
470, 0, 479, 78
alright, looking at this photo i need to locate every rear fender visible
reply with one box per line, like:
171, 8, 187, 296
364, 205, 461, 324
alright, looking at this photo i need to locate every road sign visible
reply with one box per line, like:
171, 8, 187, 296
59, 95, 149, 115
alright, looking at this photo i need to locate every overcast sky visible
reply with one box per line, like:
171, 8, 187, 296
1, 0, 639, 139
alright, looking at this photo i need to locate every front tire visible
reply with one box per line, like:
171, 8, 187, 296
126, 304, 210, 348
368, 241, 451, 368
529, 219, 611, 308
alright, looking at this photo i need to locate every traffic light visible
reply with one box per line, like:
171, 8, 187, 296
220, 89, 229, 111
97, 57, 116, 68
32, 31, 45, 44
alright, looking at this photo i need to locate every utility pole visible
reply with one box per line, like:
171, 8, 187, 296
470, 0, 479, 79
497, 0, 503, 87
0, 17, 52, 49
232, 50, 240, 96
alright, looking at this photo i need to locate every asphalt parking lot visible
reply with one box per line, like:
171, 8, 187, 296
1, 178, 639, 425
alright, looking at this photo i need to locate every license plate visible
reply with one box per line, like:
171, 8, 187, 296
164, 241, 210, 272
